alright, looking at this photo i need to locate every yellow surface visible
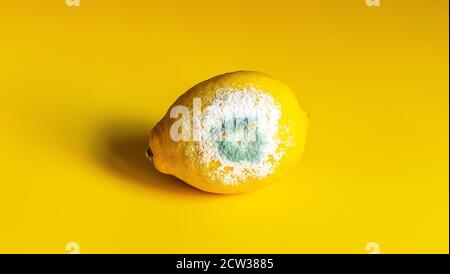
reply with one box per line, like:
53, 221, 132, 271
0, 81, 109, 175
0, 0, 448, 253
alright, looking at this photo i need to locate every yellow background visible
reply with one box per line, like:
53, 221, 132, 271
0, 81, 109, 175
0, 0, 448, 253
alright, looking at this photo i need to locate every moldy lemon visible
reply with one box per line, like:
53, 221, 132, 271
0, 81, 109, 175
148, 71, 308, 194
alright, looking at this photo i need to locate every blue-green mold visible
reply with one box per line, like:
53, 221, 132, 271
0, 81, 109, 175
212, 117, 264, 163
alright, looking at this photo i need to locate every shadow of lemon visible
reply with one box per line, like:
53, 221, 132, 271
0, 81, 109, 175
96, 121, 205, 196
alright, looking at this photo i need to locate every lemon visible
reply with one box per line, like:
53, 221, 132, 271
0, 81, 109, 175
148, 71, 308, 194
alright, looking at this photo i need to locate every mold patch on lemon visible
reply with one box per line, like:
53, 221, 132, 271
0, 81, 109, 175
194, 87, 282, 184
215, 117, 264, 164
148, 71, 309, 194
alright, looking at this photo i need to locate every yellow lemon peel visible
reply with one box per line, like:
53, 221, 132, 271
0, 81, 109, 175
148, 71, 309, 194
